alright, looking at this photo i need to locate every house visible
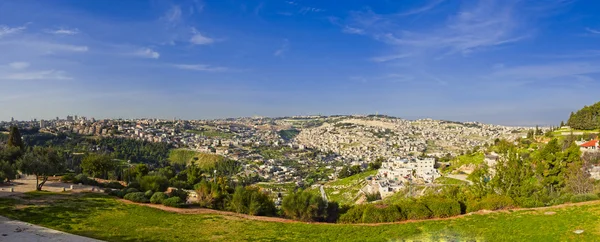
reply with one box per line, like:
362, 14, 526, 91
579, 140, 599, 151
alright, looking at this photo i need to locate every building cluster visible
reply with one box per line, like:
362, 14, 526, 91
372, 157, 440, 197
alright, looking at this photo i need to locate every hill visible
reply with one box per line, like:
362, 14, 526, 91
0, 192, 598, 241
168, 149, 224, 169
567, 101, 600, 130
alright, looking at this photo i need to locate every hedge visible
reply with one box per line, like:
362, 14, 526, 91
124, 192, 150, 203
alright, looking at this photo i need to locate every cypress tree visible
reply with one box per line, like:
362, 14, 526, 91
7, 126, 24, 150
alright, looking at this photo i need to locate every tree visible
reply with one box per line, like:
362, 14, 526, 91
139, 175, 169, 192
81, 153, 116, 179
565, 161, 594, 194
282, 190, 327, 222
0, 160, 17, 183
17, 147, 64, 191
7, 126, 24, 150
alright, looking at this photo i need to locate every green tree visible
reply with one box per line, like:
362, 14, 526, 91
81, 153, 116, 179
17, 147, 64, 190
7, 126, 24, 150
282, 190, 327, 222
0, 160, 17, 183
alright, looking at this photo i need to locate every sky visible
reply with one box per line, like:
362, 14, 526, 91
0, 0, 599, 126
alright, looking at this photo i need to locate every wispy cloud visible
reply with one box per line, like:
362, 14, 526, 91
299, 7, 324, 14
162, 5, 183, 25
342, 26, 364, 35
397, 0, 445, 16
341, 0, 560, 58
133, 48, 160, 59
8, 62, 30, 70
273, 39, 289, 57
490, 62, 600, 80
190, 27, 215, 45
369, 54, 412, 62
586, 27, 600, 34
46, 28, 79, 35
1, 70, 71, 80
0, 24, 27, 38
173, 64, 228, 72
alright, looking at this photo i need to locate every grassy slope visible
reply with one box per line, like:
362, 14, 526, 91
323, 170, 377, 205
168, 149, 224, 169
1, 192, 599, 241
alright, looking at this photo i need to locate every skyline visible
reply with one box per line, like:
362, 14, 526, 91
1, 0, 600, 126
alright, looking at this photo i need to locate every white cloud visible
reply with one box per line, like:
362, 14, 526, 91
491, 62, 600, 80
8, 62, 30, 70
397, 0, 445, 16
134, 48, 160, 59
0, 24, 26, 38
47, 28, 79, 35
342, 26, 364, 35
274, 39, 289, 57
369, 54, 411, 62
162, 5, 183, 24
586, 27, 600, 34
190, 28, 214, 45
173, 64, 228, 72
2, 70, 71, 80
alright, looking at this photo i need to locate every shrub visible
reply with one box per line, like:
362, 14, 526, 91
468, 194, 515, 212
570, 193, 599, 203
339, 205, 367, 223
74, 174, 89, 184
169, 189, 189, 201
162, 197, 183, 207
365, 192, 382, 202
229, 186, 276, 216
123, 188, 139, 195
127, 181, 141, 190
140, 175, 169, 192
150, 192, 168, 204
107, 189, 124, 198
423, 197, 461, 218
282, 190, 327, 222
398, 201, 432, 220
61, 173, 76, 182
124, 192, 150, 203
105, 181, 124, 189
361, 204, 403, 223
145, 190, 154, 198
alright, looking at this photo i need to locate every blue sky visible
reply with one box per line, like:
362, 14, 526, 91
0, 0, 599, 125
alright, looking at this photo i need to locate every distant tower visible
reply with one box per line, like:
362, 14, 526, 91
40, 120, 46, 129
10, 117, 14, 122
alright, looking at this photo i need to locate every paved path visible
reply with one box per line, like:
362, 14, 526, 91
0, 216, 102, 242
319, 185, 328, 203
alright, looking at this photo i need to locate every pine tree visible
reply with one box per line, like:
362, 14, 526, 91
7, 126, 24, 150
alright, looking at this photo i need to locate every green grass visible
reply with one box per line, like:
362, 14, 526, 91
434, 177, 469, 185
1, 192, 600, 241
168, 149, 224, 169
323, 170, 377, 205
451, 152, 484, 167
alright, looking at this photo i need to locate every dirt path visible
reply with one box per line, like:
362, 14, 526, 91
119, 197, 600, 226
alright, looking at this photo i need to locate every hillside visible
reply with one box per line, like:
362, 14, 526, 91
567, 101, 600, 130
168, 149, 224, 169
0, 192, 599, 241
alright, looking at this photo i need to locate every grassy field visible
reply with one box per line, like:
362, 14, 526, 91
1, 192, 600, 241
451, 152, 484, 167
322, 170, 377, 205
168, 149, 224, 169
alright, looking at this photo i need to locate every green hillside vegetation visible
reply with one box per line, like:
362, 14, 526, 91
1, 192, 599, 241
185, 129, 234, 138
168, 149, 224, 169
323, 170, 377, 205
451, 152, 484, 167
567, 101, 600, 130
278, 129, 300, 141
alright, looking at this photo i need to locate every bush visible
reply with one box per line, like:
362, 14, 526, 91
74, 174, 89, 184
468, 194, 515, 212
361, 204, 403, 223
123, 188, 139, 195
570, 193, 599, 203
145, 190, 154, 198
398, 201, 432, 220
127, 181, 141, 190
169, 189, 189, 201
61, 173, 76, 182
162, 197, 183, 207
105, 181, 125, 189
423, 197, 461, 218
124, 192, 150, 203
107, 189, 124, 198
150, 192, 168, 204
339, 205, 367, 223
282, 190, 327, 222
140, 175, 169, 192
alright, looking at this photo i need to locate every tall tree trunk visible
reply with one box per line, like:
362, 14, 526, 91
37, 176, 48, 191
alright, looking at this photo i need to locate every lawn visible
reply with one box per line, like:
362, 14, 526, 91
1, 192, 599, 241
168, 149, 224, 169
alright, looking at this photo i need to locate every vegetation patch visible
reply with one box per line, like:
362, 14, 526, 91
168, 149, 224, 169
